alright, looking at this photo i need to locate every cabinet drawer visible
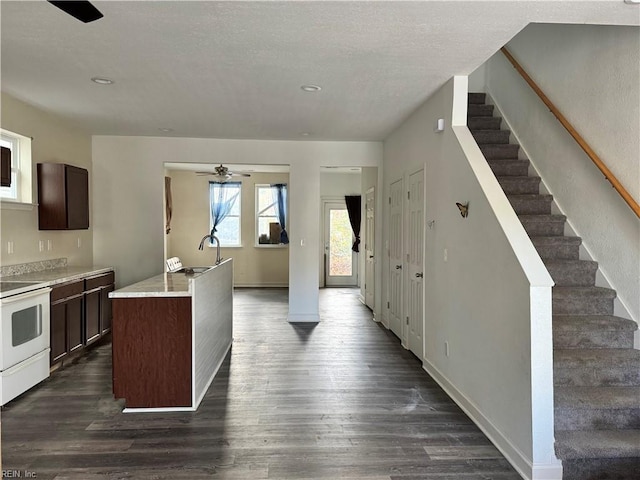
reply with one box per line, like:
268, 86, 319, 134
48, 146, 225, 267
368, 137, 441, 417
51, 280, 84, 302
85, 271, 115, 290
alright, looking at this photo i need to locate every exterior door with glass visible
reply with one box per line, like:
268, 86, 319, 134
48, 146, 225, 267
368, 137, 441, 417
324, 202, 358, 286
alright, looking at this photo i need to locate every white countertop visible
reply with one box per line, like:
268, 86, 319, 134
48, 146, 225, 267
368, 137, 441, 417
109, 262, 226, 298
1, 266, 114, 286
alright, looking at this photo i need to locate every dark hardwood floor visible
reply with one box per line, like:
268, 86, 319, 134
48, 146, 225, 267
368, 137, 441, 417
1, 288, 521, 479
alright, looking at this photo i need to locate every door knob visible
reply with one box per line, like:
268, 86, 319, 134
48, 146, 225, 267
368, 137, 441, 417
395, 265, 402, 270
415, 272, 423, 278
369, 255, 374, 259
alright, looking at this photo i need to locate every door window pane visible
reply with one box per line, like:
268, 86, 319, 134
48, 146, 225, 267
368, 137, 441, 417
329, 209, 352, 276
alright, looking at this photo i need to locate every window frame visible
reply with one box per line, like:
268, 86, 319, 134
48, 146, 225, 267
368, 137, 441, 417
255, 183, 288, 248
208, 181, 242, 248
0, 129, 32, 204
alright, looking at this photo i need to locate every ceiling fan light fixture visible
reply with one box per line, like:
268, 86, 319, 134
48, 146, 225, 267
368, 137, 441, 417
300, 84, 321, 92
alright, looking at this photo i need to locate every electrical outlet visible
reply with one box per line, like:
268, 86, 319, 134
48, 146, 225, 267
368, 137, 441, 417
7, 241, 14, 254
47, 239, 52, 251
77, 237, 81, 248
445, 341, 450, 357
39, 240, 44, 252
444, 248, 448, 262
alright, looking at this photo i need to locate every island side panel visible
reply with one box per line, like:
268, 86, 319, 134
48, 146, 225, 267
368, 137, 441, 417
112, 297, 192, 408
193, 259, 233, 405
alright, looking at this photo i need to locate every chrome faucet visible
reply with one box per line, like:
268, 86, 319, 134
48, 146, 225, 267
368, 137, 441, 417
198, 233, 222, 265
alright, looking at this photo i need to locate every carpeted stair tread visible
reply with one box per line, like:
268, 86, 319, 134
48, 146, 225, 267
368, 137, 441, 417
553, 315, 637, 349
468, 104, 494, 117
531, 236, 582, 260
468, 116, 502, 130
488, 159, 530, 176
471, 129, 511, 144
554, 348, 640, 368
555, 386, 640, 430
555, 429, 640, 459
543, 259, 598, 286
480, 143, 520, 159
520, 214, 567, 236
553, 286, 616, 316
468, 93, 486, 104
507, 194, 553, 214
497, 176, 541, 194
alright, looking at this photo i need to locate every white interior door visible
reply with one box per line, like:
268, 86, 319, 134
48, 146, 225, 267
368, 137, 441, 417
364, 187, 375, 309
407, 169, 425, 358
388, 179, 403, 339
324, 202, 358, 286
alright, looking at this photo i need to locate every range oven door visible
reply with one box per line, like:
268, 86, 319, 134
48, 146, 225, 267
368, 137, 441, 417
1, 287, 51, 371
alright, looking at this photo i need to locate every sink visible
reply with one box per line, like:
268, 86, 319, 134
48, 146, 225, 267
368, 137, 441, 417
172, 266, 211, 275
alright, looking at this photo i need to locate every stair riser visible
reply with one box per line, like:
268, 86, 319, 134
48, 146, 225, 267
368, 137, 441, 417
522, 220, 565, 236
468, 93, 486, 104
533, 244, 580, 260
554, 366, 640, 387
472, 131, 510, 144
553, 296, 613, 316
468, 117, 502, 130
554, 330, 635, 349
480, 144, 520, 159
488, 162, 529, 177
546, 264, 597, 287
561, 458, 640, 480
498, 178, 540, 194
555, 407, 640, 431
508, 196, 552, 215
468, 104, 494, 117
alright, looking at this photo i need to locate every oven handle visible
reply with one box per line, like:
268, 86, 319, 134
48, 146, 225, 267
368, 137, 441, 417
0, 287, 52, 305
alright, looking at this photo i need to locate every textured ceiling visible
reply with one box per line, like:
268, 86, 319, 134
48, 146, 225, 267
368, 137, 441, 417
1, 1, 638, 141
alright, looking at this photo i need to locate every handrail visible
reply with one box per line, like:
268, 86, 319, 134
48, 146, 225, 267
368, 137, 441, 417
501, 47, 640, 219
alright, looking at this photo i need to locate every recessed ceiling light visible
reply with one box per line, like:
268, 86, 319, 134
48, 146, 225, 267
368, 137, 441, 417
159, 128, 174, 133
300, 84, 321, 92
91, 77, 114, 85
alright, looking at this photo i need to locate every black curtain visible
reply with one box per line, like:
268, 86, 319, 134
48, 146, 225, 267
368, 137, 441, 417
345, 195, 361, 252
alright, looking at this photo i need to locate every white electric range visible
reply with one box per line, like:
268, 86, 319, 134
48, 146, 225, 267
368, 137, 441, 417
0, 280, 51, 405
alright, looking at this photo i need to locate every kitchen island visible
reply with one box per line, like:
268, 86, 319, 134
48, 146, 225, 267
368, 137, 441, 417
110, 258, 232, 412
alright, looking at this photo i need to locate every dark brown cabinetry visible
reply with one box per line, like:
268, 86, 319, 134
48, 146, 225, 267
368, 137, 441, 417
50, 280, 85, 364
1, 146, 10, 187
49, 270, 115, 367
37, 163, 89, 230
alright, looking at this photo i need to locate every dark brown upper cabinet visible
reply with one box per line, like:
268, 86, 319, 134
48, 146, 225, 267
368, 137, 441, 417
37, 163, 89, 230
1, 146, 11, 187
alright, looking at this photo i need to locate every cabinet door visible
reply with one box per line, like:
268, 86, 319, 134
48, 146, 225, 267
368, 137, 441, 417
65, 165, 89, 229
67, 294, 84, 353
84, 289, 101, 345
101, 284, 114, 334
50, 302, 68, 364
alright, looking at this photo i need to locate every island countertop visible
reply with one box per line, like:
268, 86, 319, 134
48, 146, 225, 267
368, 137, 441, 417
109, 259, 230, 298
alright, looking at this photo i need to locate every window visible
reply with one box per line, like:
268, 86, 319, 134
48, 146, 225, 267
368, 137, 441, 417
256, 184, 288, 245
209, 182, 241, 246
0, 129, 32, 203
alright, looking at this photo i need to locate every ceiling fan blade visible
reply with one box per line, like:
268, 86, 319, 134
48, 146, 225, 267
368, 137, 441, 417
232, 173, 251, 177
195, 172, 214, 176
48, 1, 103, 23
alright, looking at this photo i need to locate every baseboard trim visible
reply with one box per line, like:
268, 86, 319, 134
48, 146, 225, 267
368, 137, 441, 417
288, 313, 320, 323
422, 359, 562, 480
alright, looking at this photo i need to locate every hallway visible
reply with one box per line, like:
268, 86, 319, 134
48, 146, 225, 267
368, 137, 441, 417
1, 288, 521, 479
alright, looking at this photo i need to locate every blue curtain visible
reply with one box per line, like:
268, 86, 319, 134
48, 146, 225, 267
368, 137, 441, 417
271, 184, 289, 244
209, 182, 240, 238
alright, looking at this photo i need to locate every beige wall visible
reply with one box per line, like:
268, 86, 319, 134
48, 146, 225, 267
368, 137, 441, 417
167, 170, 290, 287
0, 93, 93, 268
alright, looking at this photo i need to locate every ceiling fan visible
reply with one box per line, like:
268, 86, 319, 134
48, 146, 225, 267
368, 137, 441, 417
48, 1, 103, 23
196, 165, 251, 182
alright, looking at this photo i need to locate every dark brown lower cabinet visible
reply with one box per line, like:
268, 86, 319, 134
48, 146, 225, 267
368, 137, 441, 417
50, 270, 115, 367
50, 281, 84, 365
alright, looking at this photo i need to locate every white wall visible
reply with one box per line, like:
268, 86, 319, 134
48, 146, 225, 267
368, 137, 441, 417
485, 24, 640, 325
0, 93, 93, 268
92, 136, 382, 322
383, 77, 558, 479
167, 170, 290, 287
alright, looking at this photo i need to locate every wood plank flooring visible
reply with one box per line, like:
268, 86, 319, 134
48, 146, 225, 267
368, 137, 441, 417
1, 288, 521, 479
